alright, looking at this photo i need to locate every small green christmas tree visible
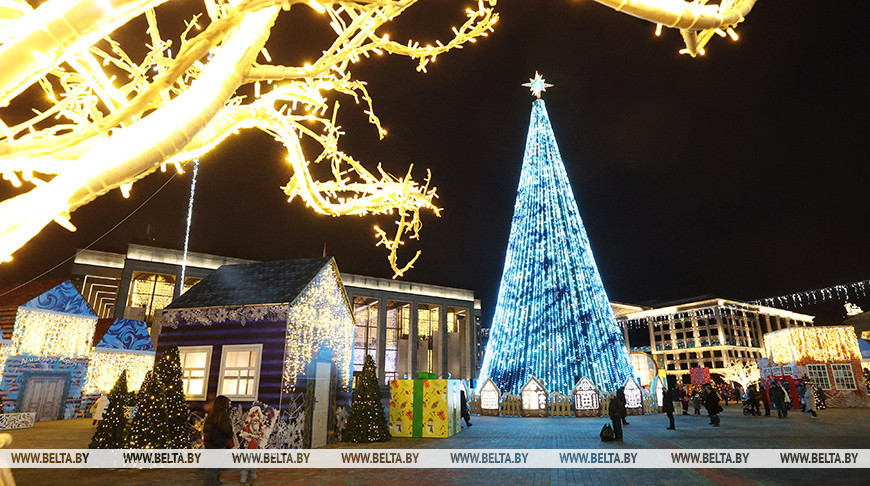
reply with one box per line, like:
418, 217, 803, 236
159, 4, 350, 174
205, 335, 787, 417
155, 345, 192, 448
127, 370, 170, 448
344, 354, 390, 443
89, 370, 130, 449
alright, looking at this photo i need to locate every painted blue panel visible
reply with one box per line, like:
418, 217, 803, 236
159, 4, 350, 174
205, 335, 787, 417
96, 318, 154, 351
21, 281, 96, 317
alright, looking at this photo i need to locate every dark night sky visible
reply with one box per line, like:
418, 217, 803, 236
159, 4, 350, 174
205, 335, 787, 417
1, 1, 868, 327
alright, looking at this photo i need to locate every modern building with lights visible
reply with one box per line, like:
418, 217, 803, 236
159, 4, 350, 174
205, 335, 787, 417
619, 298, 815, 379
69, 244, 482, 389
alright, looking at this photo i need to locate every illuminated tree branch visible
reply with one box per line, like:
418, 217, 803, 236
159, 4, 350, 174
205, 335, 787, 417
721, 360, 760, 392
0, 0, 499, 277
592, 0, 757, 57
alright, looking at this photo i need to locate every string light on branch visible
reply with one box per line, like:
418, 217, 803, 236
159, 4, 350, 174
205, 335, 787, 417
590, 0, 757, 57
0, 0, 499, 277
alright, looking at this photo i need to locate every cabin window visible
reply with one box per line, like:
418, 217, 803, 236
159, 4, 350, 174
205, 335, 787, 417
806, 364, 831, 390
831, 364, 856, 390
179, 345, 212, 400
218, 344, 263, 400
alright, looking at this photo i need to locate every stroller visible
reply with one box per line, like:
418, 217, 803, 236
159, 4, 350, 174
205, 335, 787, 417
742, 390, 761, 416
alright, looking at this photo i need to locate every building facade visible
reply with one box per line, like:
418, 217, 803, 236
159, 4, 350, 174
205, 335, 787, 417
341, 274, 481, 387
619, 298, 815, 377
69, 245, 481, 388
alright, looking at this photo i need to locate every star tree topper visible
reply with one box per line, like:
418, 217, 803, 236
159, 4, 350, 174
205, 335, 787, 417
523, 71, 553, 98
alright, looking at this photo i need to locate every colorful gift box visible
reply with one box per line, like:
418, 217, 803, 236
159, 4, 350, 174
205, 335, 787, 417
389, 379, 461, 438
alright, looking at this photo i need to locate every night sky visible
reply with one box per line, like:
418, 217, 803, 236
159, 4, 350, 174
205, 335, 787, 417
1, 1, 868, 327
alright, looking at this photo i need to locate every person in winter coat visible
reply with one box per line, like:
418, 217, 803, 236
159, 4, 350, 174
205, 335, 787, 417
89, 393, 109, 428
770, 383, 787, 418
804, 386, 818, 417
608, 392, 625, 442
203, 395, 233, 486
759, 385, 771, 416
692, 391, 702, 415
679, 386, 689, 415
663, 388, 676, 430
460, 390, 473, 427
616, 387, 629, 425
704, 384, 721, 426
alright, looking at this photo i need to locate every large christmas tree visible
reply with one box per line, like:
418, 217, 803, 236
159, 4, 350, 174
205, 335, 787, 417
477, 73, 634, 396
344, 354, 390, 443
127, 370, 170, 449
89, 370, 130, 449
155, 345, 193, 448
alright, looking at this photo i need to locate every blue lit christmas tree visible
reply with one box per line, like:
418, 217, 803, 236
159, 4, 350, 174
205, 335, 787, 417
477, 73, 634, 396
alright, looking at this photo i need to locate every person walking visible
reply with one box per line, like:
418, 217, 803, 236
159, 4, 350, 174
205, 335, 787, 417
663, 388, 676, 430
617, 387, 629, 425
608, 392, 625, 442
704, 384, 721, 427
797, 382, 807, 412
770, 382, 787, 418
89, 393, 109, 428
680, 386, 689, 415
203, 395, 233, 486
460, 390, 473, 427
805, 385, 818, 418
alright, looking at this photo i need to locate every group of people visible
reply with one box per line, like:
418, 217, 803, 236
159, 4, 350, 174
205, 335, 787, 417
662, 384, 723, 430
743, 380, 821, 419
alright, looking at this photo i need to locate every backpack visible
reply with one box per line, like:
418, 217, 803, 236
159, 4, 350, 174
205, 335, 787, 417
599, 423, 614, 442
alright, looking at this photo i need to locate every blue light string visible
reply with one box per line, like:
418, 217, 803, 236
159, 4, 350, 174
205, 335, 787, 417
478, 99, 634, 395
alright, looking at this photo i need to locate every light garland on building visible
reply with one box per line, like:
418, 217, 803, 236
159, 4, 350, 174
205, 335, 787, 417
12, 309, 96, 358
282, 263, 355, 393
764, 326, 861, 364
0, 340, 11, 379
477, 75, 633, 396
83, 348, 155, 394
751, 279, 870, 310
0, 0, 498, 277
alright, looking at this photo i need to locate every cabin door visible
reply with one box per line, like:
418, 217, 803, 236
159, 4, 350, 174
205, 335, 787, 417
310, 361, 332, 448
20, 373, 68, 421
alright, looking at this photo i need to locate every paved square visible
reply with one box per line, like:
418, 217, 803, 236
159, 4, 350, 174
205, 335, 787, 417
6, 405, 870, 485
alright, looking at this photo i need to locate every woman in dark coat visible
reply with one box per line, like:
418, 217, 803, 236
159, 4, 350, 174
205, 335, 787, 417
704, 384, 721, 427
203, 395, 233, 486
608, 392, 625, 442
662, 388, 676, 430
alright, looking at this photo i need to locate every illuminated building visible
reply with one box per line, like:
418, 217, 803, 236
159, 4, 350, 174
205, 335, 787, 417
71, 245, 482, 388
156, 257, 360, 446
479, 379, 500, 416
0, 279, 153, 422
477, 75, 634, 396
620, 298, 814, 378
760, 325, 870, 408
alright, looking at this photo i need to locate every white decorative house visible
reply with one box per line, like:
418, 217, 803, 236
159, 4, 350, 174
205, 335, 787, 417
572, 377, 600, 417
623, 377, 644, 416
520, 376, 548, 417
479, 378, 500, 416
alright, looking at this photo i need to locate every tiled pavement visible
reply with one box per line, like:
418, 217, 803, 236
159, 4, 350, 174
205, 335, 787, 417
7, 404, 870, 485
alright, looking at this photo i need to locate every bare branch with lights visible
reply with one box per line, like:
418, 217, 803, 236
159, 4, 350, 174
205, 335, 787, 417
592, 0, 757, 57
0, 0, 499, 277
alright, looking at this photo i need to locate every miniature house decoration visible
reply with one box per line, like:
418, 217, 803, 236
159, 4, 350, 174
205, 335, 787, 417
652, 375, 665, 409
157, 258, 355, 448
572, 377, 600, 417
520, 376, 548, 417
623, 377, 644, 415
479, 378, 500, 416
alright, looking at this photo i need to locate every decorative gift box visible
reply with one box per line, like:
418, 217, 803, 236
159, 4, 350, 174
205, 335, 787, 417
389, 379, 461, 438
